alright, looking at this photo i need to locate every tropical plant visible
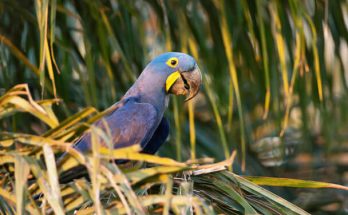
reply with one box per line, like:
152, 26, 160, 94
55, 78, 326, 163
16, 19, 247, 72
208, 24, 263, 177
1, 0, 348, 214
3, 86, 343, 214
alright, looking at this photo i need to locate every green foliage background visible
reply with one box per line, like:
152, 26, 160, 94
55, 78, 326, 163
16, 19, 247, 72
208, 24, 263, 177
1, 0, 348, 214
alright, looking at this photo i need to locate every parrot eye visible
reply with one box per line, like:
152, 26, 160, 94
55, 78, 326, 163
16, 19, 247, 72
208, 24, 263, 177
166, 57, 179, 68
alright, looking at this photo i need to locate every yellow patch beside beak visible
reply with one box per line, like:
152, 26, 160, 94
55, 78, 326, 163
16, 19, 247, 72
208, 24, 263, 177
165, 71, 181, 92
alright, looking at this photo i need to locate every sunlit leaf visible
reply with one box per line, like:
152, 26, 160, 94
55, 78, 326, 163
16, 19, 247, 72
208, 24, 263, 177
244, 176, 348, 191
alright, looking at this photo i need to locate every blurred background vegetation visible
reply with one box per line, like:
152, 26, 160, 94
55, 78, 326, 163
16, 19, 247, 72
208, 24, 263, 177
1, 0, 348, 214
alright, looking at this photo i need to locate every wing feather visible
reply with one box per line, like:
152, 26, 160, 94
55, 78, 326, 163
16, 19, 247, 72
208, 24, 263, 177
75, 99, 158, 151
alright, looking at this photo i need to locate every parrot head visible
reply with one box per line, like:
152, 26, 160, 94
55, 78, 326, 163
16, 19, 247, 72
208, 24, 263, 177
144, 52, 202, 101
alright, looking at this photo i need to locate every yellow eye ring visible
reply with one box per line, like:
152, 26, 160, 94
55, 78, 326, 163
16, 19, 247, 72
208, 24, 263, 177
166, 57, 179, 68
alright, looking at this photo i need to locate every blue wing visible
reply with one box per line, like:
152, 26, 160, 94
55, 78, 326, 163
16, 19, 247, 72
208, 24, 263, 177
74, 97, 159, 152
142, 117, 169, 154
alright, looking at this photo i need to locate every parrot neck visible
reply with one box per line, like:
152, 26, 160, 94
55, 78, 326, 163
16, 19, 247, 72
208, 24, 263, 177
124, 71, 169, 115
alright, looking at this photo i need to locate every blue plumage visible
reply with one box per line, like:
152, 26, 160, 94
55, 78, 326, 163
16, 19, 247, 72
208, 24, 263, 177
142, 117, 169, 154
74, 52, 201, 155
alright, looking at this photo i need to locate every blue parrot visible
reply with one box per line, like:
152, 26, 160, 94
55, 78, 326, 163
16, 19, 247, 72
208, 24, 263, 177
73, 52, 202, 155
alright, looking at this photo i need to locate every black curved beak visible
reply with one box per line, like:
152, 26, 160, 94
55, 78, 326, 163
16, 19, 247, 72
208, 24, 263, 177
168, 65, 202, 101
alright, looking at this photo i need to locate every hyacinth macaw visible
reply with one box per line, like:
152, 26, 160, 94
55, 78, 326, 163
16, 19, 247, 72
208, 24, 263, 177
74, 52, 202, 155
